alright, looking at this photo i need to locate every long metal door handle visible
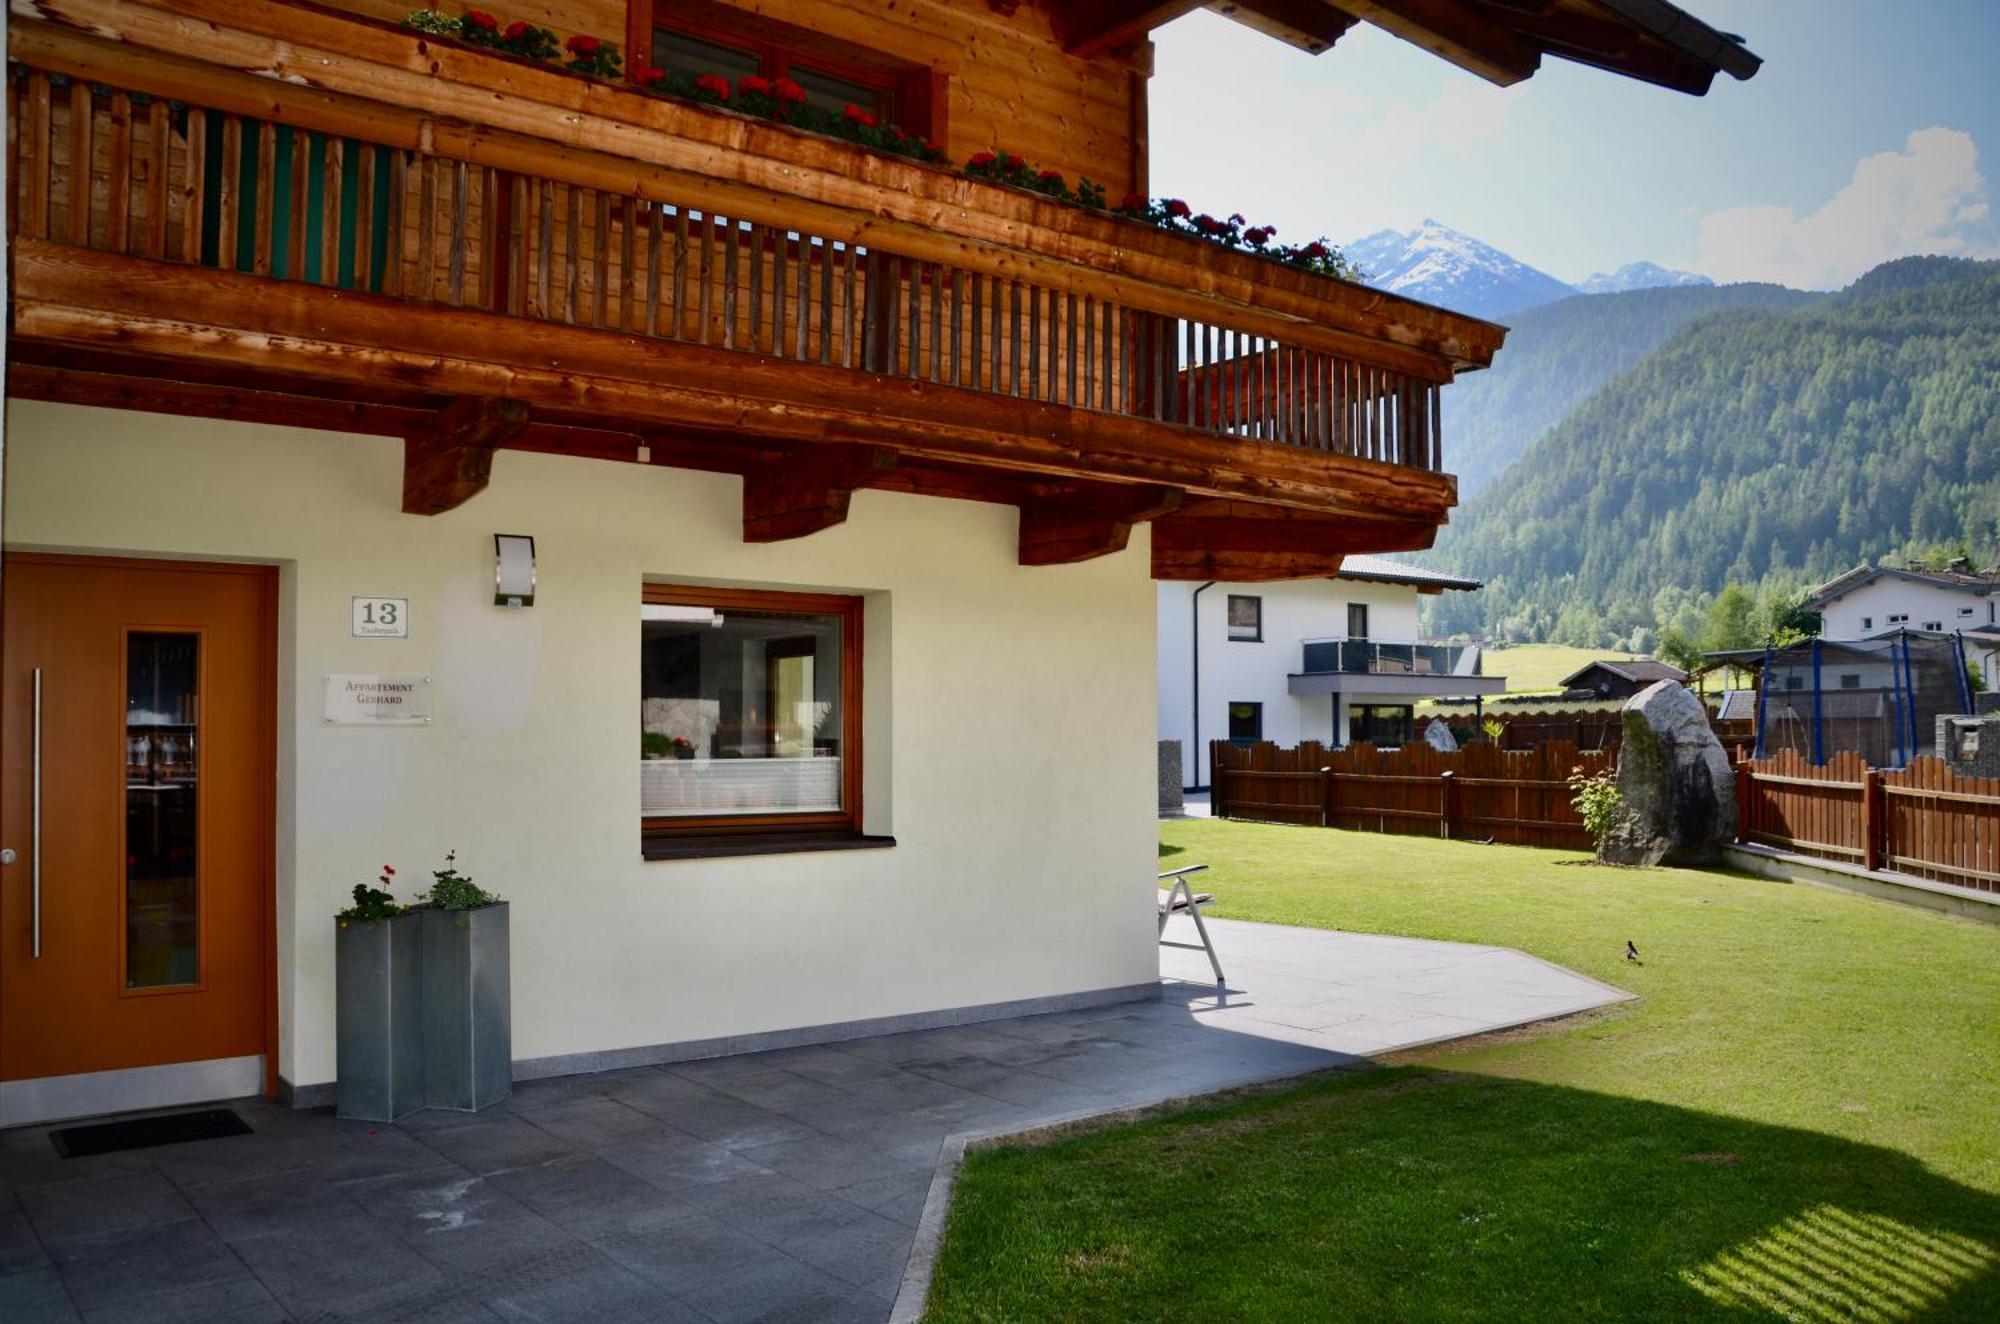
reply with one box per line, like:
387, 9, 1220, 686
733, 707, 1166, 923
32, 666, 43, 959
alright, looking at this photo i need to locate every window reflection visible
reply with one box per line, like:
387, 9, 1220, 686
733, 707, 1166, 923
126, 632, 199, 988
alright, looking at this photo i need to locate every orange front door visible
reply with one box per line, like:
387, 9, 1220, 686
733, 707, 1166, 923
2, 554, 274, 1088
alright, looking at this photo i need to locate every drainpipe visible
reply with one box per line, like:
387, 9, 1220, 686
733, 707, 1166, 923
1190, 581, 1215, 791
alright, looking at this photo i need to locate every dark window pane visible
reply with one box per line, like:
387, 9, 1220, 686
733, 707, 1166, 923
1227, 702, 1262, 742
1347, 603, 1369, 639
653, 29, 762, 84
1227, 595, 1261, 642
641, 602, 844, 817
126, 632, 199, 988
788, 62, 893, 121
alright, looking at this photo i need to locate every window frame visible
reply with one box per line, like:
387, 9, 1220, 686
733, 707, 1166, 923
639, 583, 865, 846
1225, 594, 1263, 643
1227, 701, 1263, 744
629, 4, 947, 143
1347, 603, 1369, 640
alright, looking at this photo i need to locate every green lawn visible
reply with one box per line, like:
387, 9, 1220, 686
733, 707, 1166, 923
1483, 642, 1647, 694
924, 821, 2000, 1323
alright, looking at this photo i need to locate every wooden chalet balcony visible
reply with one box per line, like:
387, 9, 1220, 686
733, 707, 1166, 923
5, 0, 1506, 579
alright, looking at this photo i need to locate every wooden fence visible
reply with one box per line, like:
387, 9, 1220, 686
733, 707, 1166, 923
1736, 749, 2000, 894
1210, 740, 1613, 850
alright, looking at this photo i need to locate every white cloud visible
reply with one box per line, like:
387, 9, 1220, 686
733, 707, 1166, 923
1694, 128, 1998, 289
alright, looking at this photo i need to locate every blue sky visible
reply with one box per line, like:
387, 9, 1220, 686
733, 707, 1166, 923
1149, 0, 2000, 289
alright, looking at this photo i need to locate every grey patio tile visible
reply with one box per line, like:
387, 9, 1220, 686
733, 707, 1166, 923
79, 1276, 291, 1324
150, 1132, 313, 1189
668, 1065, 853, 1116
671, 1252, 887, 1324
831, 1170, 936, 1227
486, 1156, 690, 1238
20, 1169, 199, 1245
0, 1264, 81, 1324
484, 1251, 704, 1323
415, 1119, 577, 1177
591, 1205, 802, 1298
601, 1133, 775, 1192
47, 1217, 254, 1312
189, 1168, 367, 1242
288, 1125, 454, 1186
1, 1205, 51, 1272
729, 1132, 936, 1193
608, 1079, 817, 1152
505, 1096, 680, 1151
228, 1212, 448, 1310
348, 1168, 528, 1241
0, 1130, 157, 1191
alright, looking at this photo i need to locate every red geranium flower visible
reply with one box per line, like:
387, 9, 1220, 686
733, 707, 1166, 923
1038, 169, 1063, 182
842, 102, 876, 127
565, 33, 601, 54
968, 151, 997, 168
503, 20, 529, 41
739, 74, 772, 96
1164, 198, 1190, 219
383, 865, 396, 875
1116, 193, 1147, 211
1244, 226, 1272, 246
636, 64, 665, 84
694, 74, 731, 100
1301, 241, 1329, 260
1004, 153, 1024, 169
465, 9, 498, 31
773, 76, 806, 103
1194, 214, 1223, 233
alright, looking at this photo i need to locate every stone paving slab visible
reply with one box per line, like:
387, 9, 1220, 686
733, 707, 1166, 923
0, 918, 1626, 1324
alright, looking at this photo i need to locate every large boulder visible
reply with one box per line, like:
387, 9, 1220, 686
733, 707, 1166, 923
1422, 720, 1459, 753
1600, 681, 1735, 867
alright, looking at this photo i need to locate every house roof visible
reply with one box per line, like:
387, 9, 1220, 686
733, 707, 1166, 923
1805, 563, 2000, 611
1334, 555, 1482, 593
1558, 659, 1689, 688
1060, 1, 1762, 96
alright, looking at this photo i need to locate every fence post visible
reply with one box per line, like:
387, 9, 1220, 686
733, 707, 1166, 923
1861, 766, 1882, 873
1209, 741, 1224, 819
1734, 755, 1752, 845
1439, 770, 1456, 840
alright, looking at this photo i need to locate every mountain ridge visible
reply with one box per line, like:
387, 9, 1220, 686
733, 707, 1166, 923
1347, 220, 1711, 319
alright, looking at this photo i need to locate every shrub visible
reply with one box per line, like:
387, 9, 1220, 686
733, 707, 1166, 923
1567, 766, 1624, 845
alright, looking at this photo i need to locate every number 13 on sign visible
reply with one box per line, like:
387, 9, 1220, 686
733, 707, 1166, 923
351, 597, 410, 638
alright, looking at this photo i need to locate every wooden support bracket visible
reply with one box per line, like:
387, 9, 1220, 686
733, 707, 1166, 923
1150, 499, 1436, 580
741, 444, 899, 543
402, 397, 530, 515
1017, 483, 1182, 566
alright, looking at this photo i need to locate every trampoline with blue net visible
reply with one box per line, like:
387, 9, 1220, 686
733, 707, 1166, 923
1721, 632, 1975, 769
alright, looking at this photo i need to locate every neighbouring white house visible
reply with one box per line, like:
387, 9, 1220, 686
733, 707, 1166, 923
1807, 561, 2000, 688
1158, 556, 1507, 789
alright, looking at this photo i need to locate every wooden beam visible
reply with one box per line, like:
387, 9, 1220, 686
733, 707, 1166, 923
741, 445, 898, 543
402, 397, 529, 515
12, 242, 1459, 526
1150, 500, 1439, 580
1332, 0, 1541, 86
3, 361, 430, 435
1054, 1, 1206, 57
1018, 483, 1182, 565
1205, 1, 1357, 55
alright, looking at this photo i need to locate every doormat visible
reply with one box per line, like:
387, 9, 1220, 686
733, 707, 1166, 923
49, 1107, 253, 1158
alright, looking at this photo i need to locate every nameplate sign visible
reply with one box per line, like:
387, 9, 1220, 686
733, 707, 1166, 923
324, 675, 433, 725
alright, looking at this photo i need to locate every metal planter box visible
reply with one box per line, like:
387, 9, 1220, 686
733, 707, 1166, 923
421, 902, 512, 1112
334, 913, 425, 1122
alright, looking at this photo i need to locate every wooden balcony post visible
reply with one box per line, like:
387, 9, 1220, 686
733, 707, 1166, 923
1734, 756, 1752, 845
1861, 766, 1882, 872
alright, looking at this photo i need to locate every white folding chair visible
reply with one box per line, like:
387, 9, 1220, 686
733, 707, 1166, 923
1157, 864, 1224, 984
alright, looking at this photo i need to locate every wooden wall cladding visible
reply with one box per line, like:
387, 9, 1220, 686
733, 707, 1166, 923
329, 0, 1145, 196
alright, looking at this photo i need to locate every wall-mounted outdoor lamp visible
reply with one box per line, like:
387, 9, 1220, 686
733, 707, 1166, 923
494, 534, 536, 608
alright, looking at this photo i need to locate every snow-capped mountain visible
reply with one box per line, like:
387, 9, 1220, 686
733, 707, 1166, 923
1575, 261, 1714, 294
1345, 220, 1576, 320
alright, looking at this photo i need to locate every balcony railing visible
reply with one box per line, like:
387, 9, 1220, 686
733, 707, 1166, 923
1301, 639, 1484, 678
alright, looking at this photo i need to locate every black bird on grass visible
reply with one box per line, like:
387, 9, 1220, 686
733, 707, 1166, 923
1626, 940, 1642, 963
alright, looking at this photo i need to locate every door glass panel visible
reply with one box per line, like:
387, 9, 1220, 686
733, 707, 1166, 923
126, 632, 199, 988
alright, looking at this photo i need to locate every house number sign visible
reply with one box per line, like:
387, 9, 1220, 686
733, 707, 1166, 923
324, 675, 433, 725
352, 596, 410, 638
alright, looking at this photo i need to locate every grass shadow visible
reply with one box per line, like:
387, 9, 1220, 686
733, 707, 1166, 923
927, 1066, 1999, 1322
1157, 841, 1186, 859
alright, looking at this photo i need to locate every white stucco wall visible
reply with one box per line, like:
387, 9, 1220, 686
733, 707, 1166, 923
4, 401, 1161, 1089
1157, 577, 1424, 783
1819, 579, 1995, 639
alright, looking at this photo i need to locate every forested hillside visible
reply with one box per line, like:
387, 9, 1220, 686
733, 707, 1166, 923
1425, 257, 2000, 646
1446, 282, 1819, 495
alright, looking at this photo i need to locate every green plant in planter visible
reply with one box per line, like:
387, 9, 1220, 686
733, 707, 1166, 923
337, 866, 409, 925
642, 730, 673, 759
423, 850, 501, 913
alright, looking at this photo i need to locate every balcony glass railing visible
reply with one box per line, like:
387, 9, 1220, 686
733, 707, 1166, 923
1299, 639, 1481, 677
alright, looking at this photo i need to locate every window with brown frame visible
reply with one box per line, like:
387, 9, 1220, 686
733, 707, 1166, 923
640, 585, 867, 854
628, 3, 947, 143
